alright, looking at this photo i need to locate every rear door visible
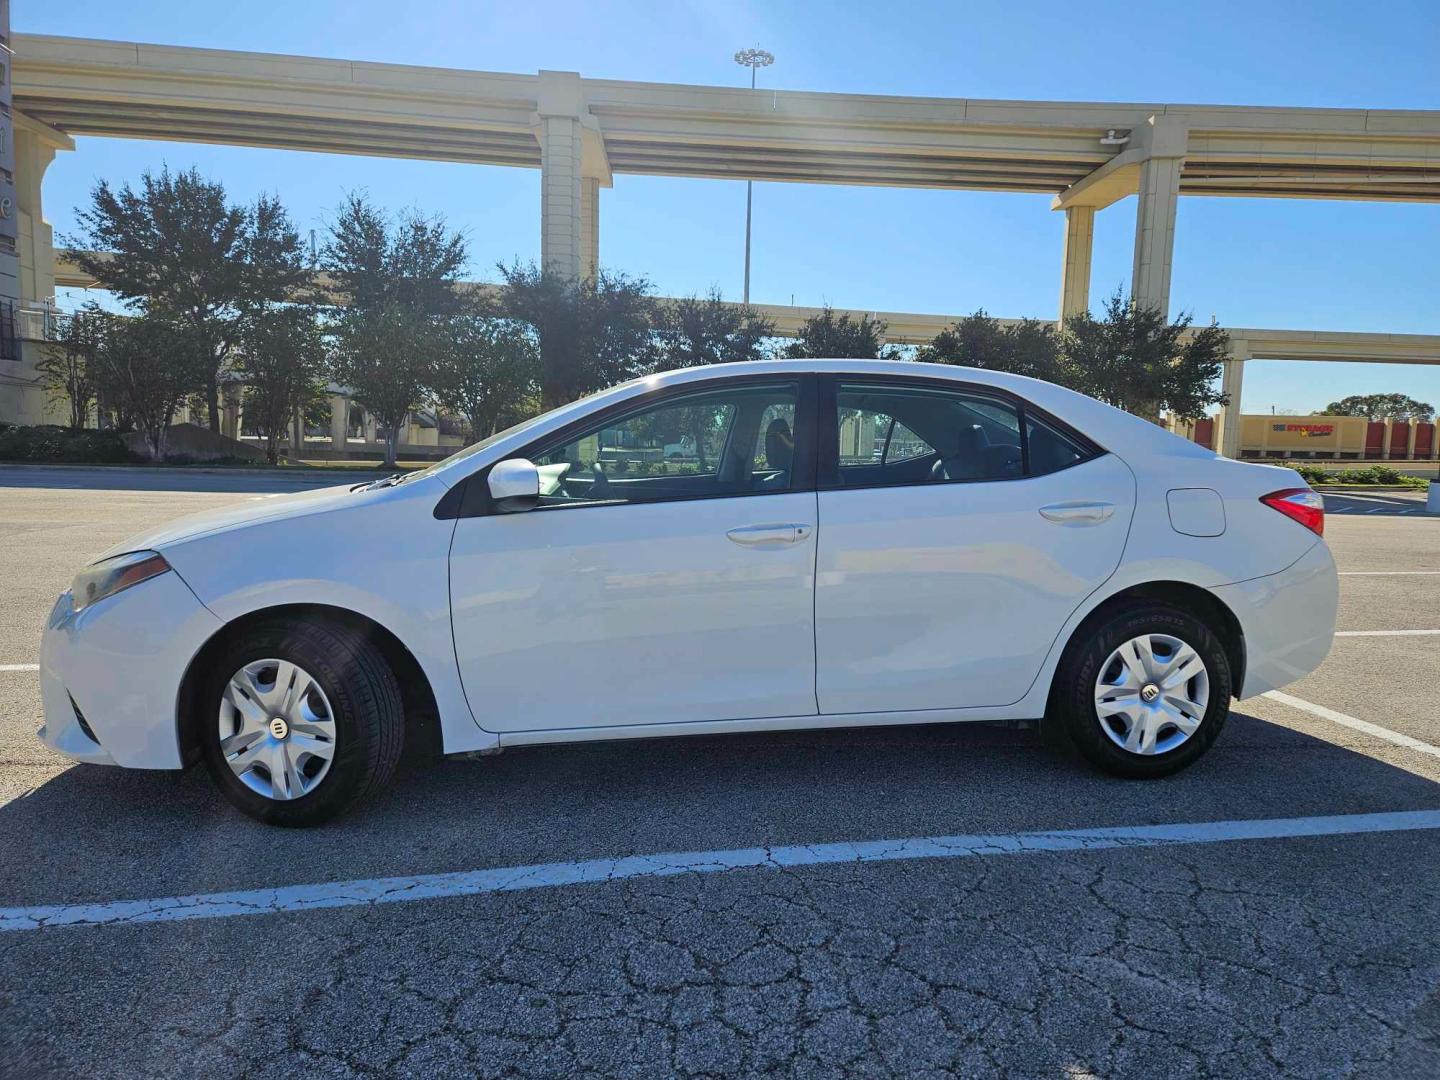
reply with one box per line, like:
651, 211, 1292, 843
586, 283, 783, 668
814, 376, 1134, 713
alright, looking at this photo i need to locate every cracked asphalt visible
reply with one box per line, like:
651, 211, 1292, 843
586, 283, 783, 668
2, 466, 1438, 1078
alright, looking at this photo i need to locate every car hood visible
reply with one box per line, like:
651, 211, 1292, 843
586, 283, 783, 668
96, 482, 372, 559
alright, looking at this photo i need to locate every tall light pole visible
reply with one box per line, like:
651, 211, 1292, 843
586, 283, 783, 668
734, 47, 774, 305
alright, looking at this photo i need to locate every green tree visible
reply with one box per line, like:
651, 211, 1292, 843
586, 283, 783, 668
1061, 291, 1229, 422
67, 167, 244, 433
91, 312, 208, 460
430, 312, 540, 440
782, 306, 897, 359
231, 197, 323, 464
66, 170, 313, 432
918, 310, 1065, 383
498, 262, 658, 409
1320, 393, 1434, 421
235, 305, 326, 464
656, 290, 774, 367
322, 195, 470, 467
38, 302, 106, 429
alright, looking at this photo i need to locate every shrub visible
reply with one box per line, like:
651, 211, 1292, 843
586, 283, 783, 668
0, 424, 139, 463
1289, 461, 1429, 488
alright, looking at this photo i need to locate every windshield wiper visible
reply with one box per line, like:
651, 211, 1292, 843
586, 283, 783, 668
353, 472, 405, 492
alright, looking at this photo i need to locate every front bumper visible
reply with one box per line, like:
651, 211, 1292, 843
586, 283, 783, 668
38, 570, 223, 769
1213, 539, 1338, 699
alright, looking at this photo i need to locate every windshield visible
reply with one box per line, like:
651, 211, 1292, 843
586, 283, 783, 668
402, 378, 648, 483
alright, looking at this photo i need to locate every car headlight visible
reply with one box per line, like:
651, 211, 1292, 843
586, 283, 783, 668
69, 551, 172, 613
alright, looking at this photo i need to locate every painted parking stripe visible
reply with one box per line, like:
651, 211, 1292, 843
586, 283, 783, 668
1334, 629, 1440, 637
3, 809, 1439, 933
1264, 690, 1440, 759
0, 663, 39, 673
1338, 571, 1440, 576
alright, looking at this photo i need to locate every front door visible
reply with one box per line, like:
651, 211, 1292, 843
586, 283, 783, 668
814, 377, 1134, 713
449, 378, 820, 734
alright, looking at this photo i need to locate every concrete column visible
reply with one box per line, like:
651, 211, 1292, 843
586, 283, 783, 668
539, 114, 583, 280
329, 393, 349, 452
2, 114, 74, 426
1216, 343, 1247, 460
535, 70, 610, 285
1132, 155, 1182, 317
580, 175, 600, 281
220, 383, 241, 440
1130, 117, 1187, 319
291, 405, 303, 461
1058, 205, 1094, 321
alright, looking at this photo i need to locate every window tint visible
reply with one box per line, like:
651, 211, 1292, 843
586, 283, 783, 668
833, 383, 1025, 487
834, 384, 1024, 485
838, 407, 937, 467
1026, 415, 1088, 476
529, 382, 801, 507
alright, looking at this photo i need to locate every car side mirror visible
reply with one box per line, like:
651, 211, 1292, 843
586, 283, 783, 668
487, 458, 541, 513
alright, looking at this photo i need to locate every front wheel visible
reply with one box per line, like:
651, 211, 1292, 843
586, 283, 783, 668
200, 618, 405, 826
1051, 603, 1232, 779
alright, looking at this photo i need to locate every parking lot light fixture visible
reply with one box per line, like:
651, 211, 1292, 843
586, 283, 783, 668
734, 47, 774, 305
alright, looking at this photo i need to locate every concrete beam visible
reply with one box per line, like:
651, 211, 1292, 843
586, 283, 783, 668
52, 254, 1440, 364
16, 35, 1440, 202
1052, 148, 1144, 211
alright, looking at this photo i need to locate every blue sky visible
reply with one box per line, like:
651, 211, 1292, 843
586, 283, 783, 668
25, 0, 1440, 415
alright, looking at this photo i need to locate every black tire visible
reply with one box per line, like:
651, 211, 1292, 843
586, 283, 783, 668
1050, 602, 1232, 779
200, 617, 405, 826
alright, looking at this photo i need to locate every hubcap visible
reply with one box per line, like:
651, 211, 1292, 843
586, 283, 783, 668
1094, 634, 1209, 756
218, 659, 337, 801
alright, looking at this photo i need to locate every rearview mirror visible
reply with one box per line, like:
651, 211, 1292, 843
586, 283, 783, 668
488, 458, 540, 513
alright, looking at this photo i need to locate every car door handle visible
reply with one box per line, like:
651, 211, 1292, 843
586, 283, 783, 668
726, 523, 813, 546
1039, 502, 1116, 525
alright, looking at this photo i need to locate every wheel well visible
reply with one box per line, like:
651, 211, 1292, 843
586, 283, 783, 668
1059, 581, 1247, 699
176, 604, 442, 766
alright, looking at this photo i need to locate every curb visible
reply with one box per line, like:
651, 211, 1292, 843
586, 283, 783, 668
0, 462, 398, 480
1313, 485, 1427, 494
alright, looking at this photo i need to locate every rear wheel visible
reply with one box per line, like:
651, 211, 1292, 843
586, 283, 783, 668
1051, 603, 1232, 778
200, 618, 405, 826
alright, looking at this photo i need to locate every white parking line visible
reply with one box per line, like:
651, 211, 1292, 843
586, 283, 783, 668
0, 664, 39, 673
1333, 629, 1440, 637
1263, 690, 1440, 759
3, 809, 1438, 933
1337, 571, 1440, 576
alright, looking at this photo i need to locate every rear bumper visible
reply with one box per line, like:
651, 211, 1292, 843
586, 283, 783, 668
1213, 539, 1338, 699
38, 571, 223, 769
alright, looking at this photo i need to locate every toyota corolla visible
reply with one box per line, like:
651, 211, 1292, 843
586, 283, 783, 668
39, 361, 1338, 825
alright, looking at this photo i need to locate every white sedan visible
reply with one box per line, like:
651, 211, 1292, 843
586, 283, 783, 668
39, 361, 1338, 825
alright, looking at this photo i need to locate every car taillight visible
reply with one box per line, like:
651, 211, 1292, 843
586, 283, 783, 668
1260, 488, 1325, 536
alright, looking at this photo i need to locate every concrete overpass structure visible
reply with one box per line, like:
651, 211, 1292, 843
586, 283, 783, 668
6, 33, 1440, 456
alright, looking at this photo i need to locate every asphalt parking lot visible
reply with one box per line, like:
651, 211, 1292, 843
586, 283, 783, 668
1, 466, 1438, 1079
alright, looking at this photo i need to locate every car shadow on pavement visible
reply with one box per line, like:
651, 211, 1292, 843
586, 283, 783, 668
1, 707, 1437, 907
